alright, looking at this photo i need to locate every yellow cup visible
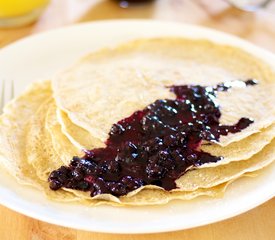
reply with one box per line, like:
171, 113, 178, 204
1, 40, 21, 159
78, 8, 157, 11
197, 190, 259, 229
0, 0, 49, 27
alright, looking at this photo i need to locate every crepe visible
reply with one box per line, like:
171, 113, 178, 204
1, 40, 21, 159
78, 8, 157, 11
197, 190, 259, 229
0, 38, 274, 206
32, 86, 275, 203
0, 80, 271, 206
67, 181, 230, 206
200, 124, 275, 167
52, 38, 275, 147
0, 81, 238, 205
48, 107, 275, 199
0, 81, 51, 186
56, 102, 275, 168
56, 108, 104, 150
175, 138, 275, 191
0, 81, 86, 202
26, 98, 82, 181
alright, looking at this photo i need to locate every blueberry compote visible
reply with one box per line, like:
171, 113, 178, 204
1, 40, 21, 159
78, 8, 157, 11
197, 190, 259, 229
49, 79, 257, 197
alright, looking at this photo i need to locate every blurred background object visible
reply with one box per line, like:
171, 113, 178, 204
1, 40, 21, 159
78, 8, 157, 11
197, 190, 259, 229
0, 0, 274, 51
0, 0, 49, 27
115, 0, 155, 8
226, 0, 272, 11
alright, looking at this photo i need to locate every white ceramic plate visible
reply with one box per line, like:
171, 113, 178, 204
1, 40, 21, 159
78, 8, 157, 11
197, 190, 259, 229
0, 20, 274, 234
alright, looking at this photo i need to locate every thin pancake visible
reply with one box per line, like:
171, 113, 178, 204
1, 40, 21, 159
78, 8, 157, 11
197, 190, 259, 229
0, 81, 82, 201
175, 139, 275, 191
45, 100, 275, 202
56, 108, 104, 149
55, 104, 275, 168
0, 81, 51, 186
52, 38, 275, 147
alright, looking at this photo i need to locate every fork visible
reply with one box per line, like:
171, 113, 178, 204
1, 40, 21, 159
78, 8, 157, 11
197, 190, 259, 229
0, 79, 14, 114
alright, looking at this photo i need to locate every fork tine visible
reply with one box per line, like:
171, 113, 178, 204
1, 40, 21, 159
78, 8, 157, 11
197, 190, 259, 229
0, 79, 14, 114
1, 79, 5, 113
11, 79, 14, 100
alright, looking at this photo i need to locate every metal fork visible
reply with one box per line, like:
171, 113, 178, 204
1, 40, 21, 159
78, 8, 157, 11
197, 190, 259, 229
0, 79, 14, 114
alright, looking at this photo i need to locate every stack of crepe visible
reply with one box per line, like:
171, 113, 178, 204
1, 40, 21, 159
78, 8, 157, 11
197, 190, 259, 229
0, 38, 275, 206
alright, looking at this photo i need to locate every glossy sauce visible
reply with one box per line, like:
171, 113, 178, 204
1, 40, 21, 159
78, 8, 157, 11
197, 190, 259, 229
48, 80, 256, 197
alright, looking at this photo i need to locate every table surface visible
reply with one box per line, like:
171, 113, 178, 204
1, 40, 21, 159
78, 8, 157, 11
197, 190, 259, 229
0, 0, 274, 239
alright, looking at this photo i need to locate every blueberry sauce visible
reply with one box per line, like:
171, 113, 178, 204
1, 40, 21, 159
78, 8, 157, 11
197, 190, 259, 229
48, 79, 257, 197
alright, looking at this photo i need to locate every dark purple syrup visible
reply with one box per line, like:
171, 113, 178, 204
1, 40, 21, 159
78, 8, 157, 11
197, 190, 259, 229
48, 79, 257, 197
